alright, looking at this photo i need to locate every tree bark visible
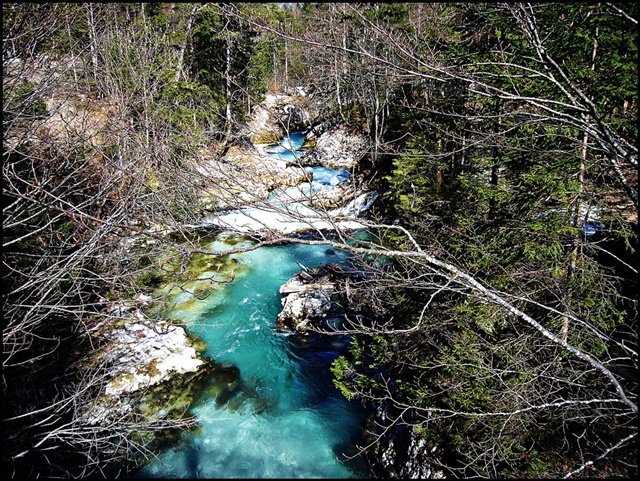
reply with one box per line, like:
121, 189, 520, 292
174, 3, 199, 83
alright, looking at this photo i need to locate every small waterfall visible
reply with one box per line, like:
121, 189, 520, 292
331, 190, 381, 219
206, 131, 378, 235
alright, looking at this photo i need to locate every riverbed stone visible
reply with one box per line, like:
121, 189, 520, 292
75, 305, 213, 429
196, 144, 309, 210
278, 289, 332, 330
276, 269, 335, 334
102, 316, 205, 397
244, 93, 315, 144
275, 263, 364, 334
301, 124, 369, 170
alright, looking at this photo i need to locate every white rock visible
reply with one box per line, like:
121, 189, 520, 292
104, 321, 204, 397
137, 294, 153, 307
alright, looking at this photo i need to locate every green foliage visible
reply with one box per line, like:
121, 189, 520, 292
155, 80, 221, 133
330, 355, 355, 400
363, 3, 411, 27
136, 269, 165, 289
344, 4, 637, 476
384, 125, 459, 217
6, 81, 47, 119
456, 301, 506, 337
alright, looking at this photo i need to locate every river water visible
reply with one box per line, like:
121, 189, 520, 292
130, 133, 373, 478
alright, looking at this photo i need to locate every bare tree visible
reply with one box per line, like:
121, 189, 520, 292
3, 2, 636, 479
3, 4, 216, 477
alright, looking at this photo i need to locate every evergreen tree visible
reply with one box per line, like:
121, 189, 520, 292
323, 3, 637, 477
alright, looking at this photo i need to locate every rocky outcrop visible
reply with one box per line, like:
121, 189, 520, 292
196, 143, 309, 210
100, 317, 205, 397
300, 124, 370, 170
276, 264, 339, 333
244, 93, 316, 144
275, 262, 375, 334
78, 309, 212, 427
197, 90, 374, 219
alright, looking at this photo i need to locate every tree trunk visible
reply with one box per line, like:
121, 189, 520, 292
489, 97, 501, 220
87, 4, 98, 82
174, 3, 199, 83
563, 22, 599, 343
225, 25, 233, 134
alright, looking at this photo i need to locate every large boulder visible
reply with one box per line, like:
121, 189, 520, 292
78, 311, 211, 427
244, 93, 314, 144
301, 124, 369, 170
276, 274, 336, 333
275, 262, 374, 334
100, 317, 205, 397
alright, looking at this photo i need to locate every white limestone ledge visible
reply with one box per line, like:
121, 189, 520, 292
102, 313, 204, 397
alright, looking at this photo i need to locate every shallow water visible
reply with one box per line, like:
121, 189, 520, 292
129, 130, 371, 478
131, 237, 371, 479
266, 131, 307, 162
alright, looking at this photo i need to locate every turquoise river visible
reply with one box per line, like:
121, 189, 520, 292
129, 132, 373, 478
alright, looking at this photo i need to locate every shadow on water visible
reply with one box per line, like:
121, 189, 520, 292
286, 329, 370, 473
197, 361, 279, 416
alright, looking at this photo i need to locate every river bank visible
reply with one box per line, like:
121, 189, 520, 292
74, 88, 447, 479
74, 92, 384, 477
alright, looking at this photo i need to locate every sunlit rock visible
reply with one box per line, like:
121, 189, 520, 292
276, 278, 335, 333
103, 317, 204, 397
78, 312, 212, 431
302, 125, 369, 170
244, 93, 314, 144
367, 418, 445, 479
196, 144, 309, 210
275, 264, 355, 334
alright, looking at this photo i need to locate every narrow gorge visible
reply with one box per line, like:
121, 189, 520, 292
4, 4, 636, 479
83, 93, 410, 479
